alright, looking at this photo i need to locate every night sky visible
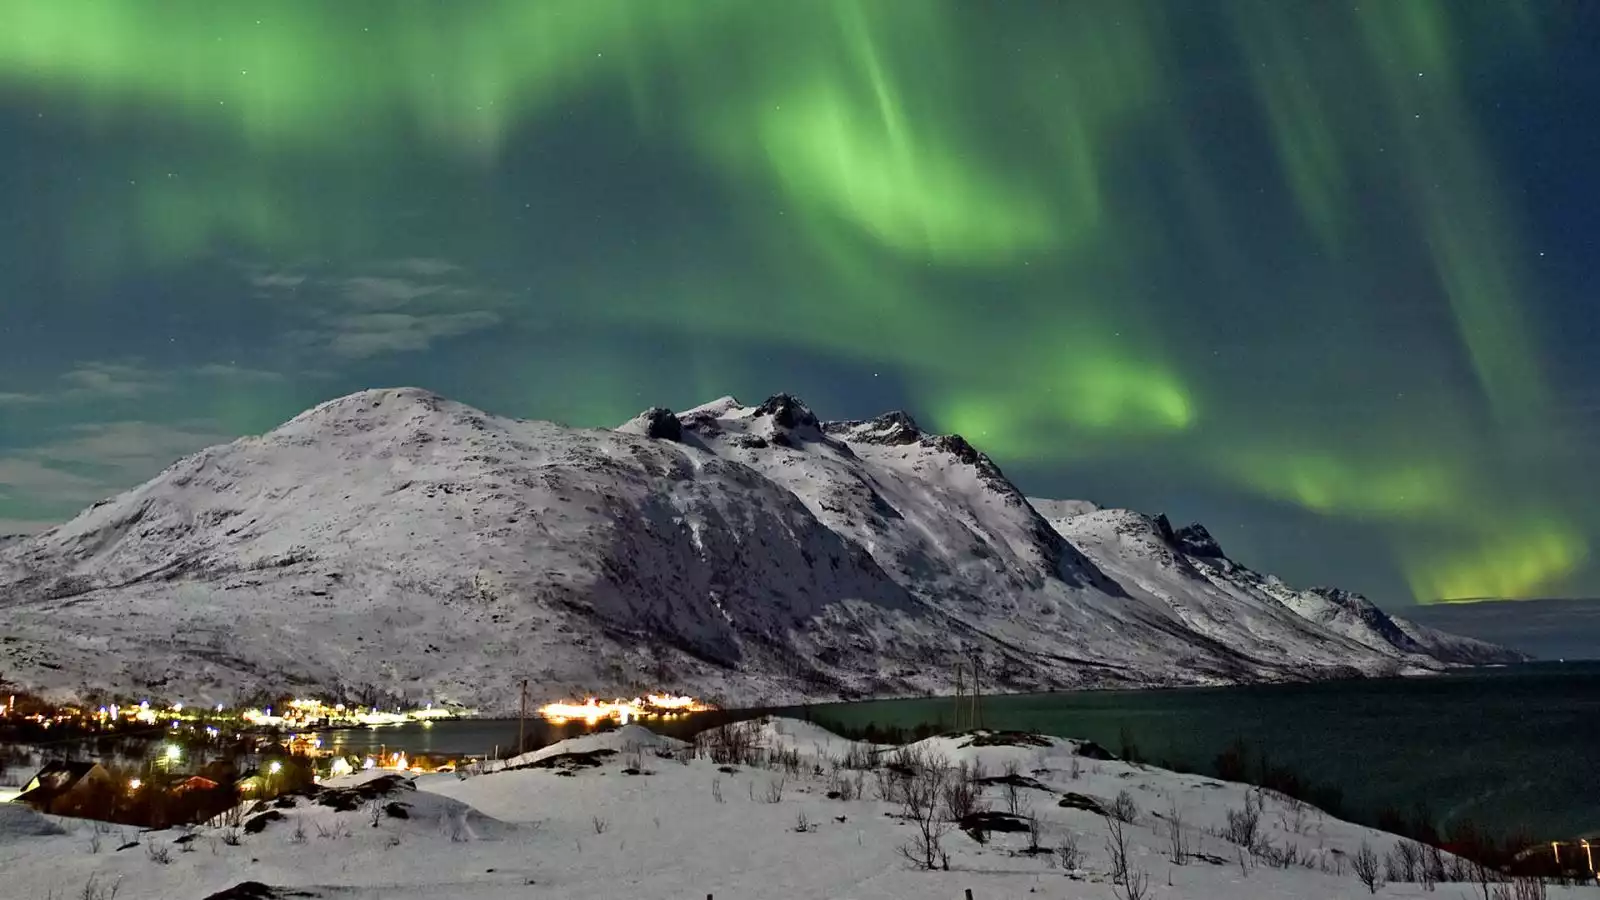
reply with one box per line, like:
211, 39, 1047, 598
2, 1, 1597, 607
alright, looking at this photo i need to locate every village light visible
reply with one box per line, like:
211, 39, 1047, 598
165, 744, 182, 761
268, 761, 282, 774
128, 778, 141, 791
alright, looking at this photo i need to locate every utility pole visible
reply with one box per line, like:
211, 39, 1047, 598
517, 679, 528, 756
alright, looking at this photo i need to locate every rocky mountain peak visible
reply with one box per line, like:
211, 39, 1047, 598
754, 393, 820, 431
620, 406, 684, 442
1174, 523, 1225, 558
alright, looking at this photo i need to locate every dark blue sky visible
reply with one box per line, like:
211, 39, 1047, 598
1, 1, 1597, 610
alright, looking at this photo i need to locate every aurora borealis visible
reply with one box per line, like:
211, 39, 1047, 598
1, 1, 1595, 605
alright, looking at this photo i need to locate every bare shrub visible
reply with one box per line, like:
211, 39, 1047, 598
1105, 813, 1151, 900
896, 755, 953, 870
1108, 789, 1139, 824
1055, 832, 1084, 870
1353, 841, 1385, 894
86, 829, 102, 854
1222, 791, 1262, 846
942, 771, 983, 822
841, 742, 873, 770
1001, 759, 1023, 815
793, 811, 812, 833
220, 827, 242, 846
289, 820, 307, 844
1278, 794, 1312, 835
711, 777, 724, 804
367, 800, 384, 827
1260, 840, 1302, 869
145, 841, 172, 865
77, 874, 122, 900
1422, 842, 1446, 886
1026, 812, 1043, 853
591, 815, 608, 835
764, 777, 786, 803
1069, 756, 1082, 780
314, 820, 351, 840
832, 771, 858, 802
1164, 797, 1187, 864
1385, 844, 1406, 883
1395, 839, 1422, 882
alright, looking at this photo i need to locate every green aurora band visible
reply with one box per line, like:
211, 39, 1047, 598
0, 0, 1585, 602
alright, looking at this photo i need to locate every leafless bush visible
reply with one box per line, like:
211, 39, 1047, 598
1277, 794, 1312, 835
1394, 839, 1422, 882
145, 842, 171, 865
1069, 756, 1082, 780
764, 777, 786, 803
1105, 813, 1131, 884
793, 811, 812, 833
1164, 797, 1187, 864
874, 766, 901, 805
220, 827, 242, 846
1105, 813, 1151, 900
77, 874, 122, 900
841, 742, 873, 770
1422, 842, 1445, 886
698, 721, 762, 766
711, 777, 724, 804
832, 771, 858, 801
1257, 839, 1301, 869
86, 829, 102, 854
314, 819, 351, 840
367, 800, 384, 827
591, 815, 608, 834
942, 771, 982, 821
1108, 789, 1139, 824
1056, 832, 1083, 870
896, 755, 952, 870
1353, 841, 1385, 894
288, 820, 307, 844
1026, 812, 1043, 853
1222, 791, 1262, 846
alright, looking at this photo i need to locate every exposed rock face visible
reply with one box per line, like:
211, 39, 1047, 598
625, 407, 683, 442
1174, 523, 1224, 558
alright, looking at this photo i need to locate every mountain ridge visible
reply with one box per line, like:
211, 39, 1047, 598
0, 387, 1523, 712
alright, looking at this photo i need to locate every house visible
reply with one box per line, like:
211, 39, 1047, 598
15, 761, 118, 819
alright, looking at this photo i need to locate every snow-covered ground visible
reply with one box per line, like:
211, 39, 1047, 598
0, 388, 1520, 712
1, 718, 1579, 900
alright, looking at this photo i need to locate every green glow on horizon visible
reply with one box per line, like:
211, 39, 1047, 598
1406, 518, 1588, 604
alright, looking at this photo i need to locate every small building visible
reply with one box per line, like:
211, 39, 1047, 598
15, 761, 118, 819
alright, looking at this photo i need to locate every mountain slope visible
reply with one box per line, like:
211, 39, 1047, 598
0, 388, 1519, 712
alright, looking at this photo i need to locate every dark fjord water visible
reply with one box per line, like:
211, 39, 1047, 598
324, 662, 1597, 840
803, 662, 1600, 841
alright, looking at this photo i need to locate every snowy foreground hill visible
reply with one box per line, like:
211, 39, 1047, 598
0, 388, 1518, 710
0, 718, 1577, 900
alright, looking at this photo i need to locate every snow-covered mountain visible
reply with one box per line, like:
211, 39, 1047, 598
0, 388, 1520, 712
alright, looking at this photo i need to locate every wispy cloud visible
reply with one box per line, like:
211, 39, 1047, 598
193, 363, 287, 383
322, 310, 501, 359
0, 419, 231, 532
250, 258, 507, 360
0, 391, 45, 406
60, 360, 165, 399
